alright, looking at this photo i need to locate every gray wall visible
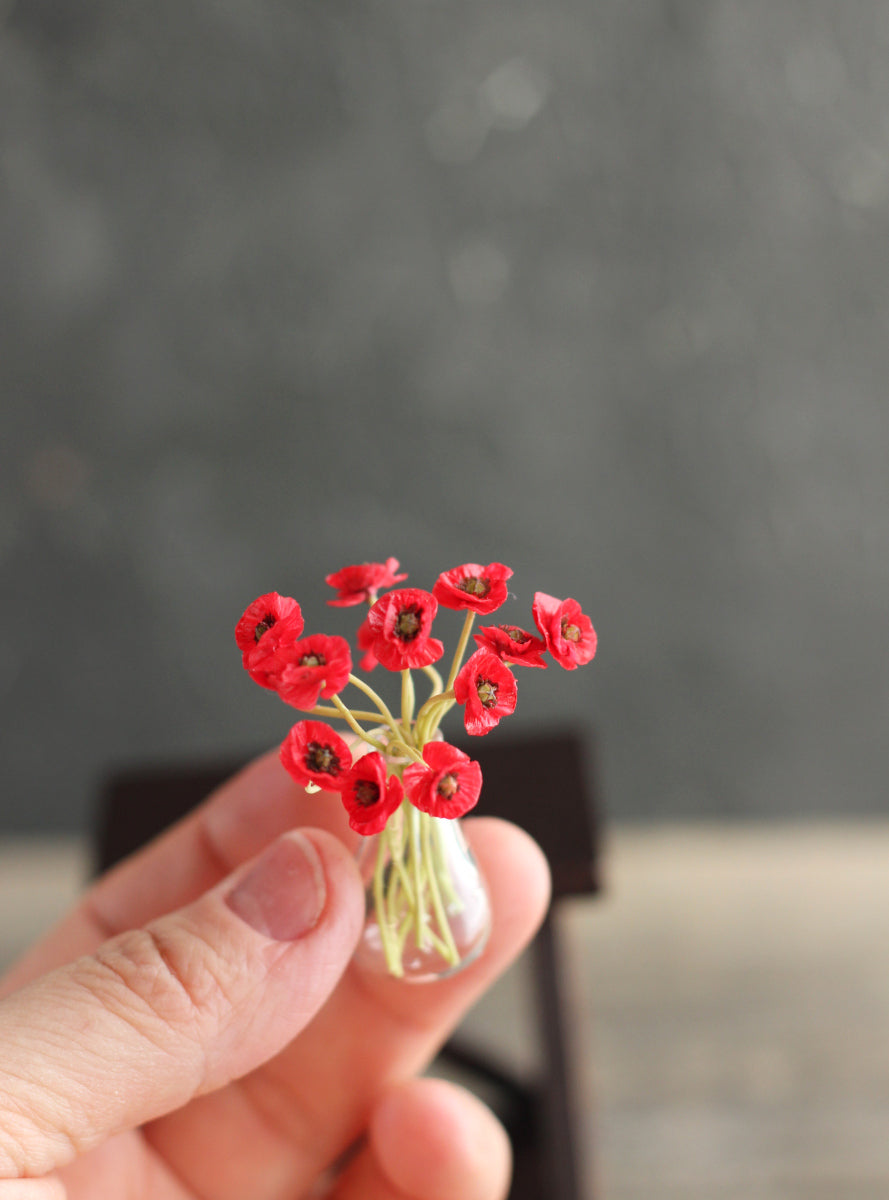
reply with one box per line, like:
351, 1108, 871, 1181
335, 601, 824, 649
2, 0, 888, 832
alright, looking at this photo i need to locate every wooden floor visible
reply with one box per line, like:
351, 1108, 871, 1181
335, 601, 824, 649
3, 824, 889, 1199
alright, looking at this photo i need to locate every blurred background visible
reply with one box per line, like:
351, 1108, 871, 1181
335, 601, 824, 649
3, 0, 888, 833
2, 1, 889, 1196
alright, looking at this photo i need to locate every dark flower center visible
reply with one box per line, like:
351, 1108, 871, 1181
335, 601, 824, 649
300, 653, 325, 667
254, 614, 276, 642
459, 576, 490, 597
562, 620, 581, 643
501, 625, 529, 644
355, 780, 381, 807
476, 677, 499, 708
437, 772, 459, 799
305, 742, 340, 775
395, 607, 422, 640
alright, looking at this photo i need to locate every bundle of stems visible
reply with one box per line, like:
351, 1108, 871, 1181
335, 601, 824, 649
307, 612, 479, 977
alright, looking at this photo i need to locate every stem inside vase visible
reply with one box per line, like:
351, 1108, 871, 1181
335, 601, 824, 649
354, 804, 491, 982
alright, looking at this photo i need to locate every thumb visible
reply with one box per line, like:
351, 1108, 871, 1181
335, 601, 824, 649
0, 829, 364, 1179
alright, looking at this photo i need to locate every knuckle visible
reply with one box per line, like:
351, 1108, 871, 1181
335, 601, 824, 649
78, 925, 236, 1048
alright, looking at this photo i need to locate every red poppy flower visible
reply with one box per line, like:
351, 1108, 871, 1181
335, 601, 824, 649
403, 741, 483, 818
276, 634, 352, 710
453, 648, 518, 736
356, 616, 379, 672
432, 562, 513, 615
235, 593, 304, 687
365, 588, 444, 671
340, 751, 404, 835
325, 558, 408, 607
473, 623, 548, 668
532, 592, 597, 670
280, 720, 351, 791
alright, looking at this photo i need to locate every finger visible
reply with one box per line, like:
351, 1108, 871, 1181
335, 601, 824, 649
329, 1078, 511, 1200
0, 1182, 66, 1199
0, 830, 363, 1179
1, 751, 354, 997
144, 818, 549, 1200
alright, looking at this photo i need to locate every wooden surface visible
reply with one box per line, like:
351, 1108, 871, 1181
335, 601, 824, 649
4, 823, 889, 1199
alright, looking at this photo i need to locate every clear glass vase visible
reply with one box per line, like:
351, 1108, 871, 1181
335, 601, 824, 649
353, 803, 491, 982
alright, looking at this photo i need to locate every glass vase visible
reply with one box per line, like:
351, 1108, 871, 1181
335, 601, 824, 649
353, 802, 491, 982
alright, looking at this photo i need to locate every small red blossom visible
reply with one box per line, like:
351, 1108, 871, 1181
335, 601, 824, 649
356, 616, 379, 672
403, 741, 482, 819
325, 558, 408, 607
235, 592, 304, 687
432, 562, 514, 615
366, 588, 444, 671
280, 720, 352, 791
453, 648, 518, 736
276, 634, 352, 710
474, 623, 548, 668
532, 592, 597, 670
340, 751, 404, 835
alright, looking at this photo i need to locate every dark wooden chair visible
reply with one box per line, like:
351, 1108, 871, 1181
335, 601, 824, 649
97, 727, 602, 1200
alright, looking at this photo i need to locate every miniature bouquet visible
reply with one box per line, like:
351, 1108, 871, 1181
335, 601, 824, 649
236, 559, 596, 981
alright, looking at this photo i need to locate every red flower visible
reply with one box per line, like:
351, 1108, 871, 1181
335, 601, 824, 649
356, 615, 379, 672
453, 648, 518, 736
532, 592, 597, 670
276, 634, 352, 710
340, 751, 404, 835
474, 623, 548, 668
325, 558, 408, 607
280, 720, 352, 790
235, 592, 304, 687
365, 588, 444, 671
403, 741, 482, 819
432, 562, 513, 615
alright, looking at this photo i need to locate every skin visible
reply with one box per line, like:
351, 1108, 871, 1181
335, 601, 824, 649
0, 750, 551, 1199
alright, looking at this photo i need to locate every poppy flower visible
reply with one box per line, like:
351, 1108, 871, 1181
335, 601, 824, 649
365, 588, 444, 671
432, 562, 513, 615
280, 720, 351, 790
340, 751, 404, 835
473, 623, 548, 668
235, 592, 304, 687
276, 634, 352, 709
325, 558, 408, 607
532, 592, 597, 670
453, 649, 518, 736
403, 741, 483, 819
356, 615, 379, 672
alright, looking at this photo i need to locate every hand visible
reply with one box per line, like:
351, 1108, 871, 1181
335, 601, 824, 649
0, 750, 550, 1199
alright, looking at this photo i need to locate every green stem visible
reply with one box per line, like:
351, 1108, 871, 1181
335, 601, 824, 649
346, 674, 401, 736
432, 818, 462, 910
422, 813, 460, 965
446, 610, 476, 692
374, 832, 402, 976
384, 739, 424, 764
397, 910, 414, 952
411, 805, 427, 948
425, 927, 456, 960
401, 669, 416, 739
422, 664, 444, 696
330, 696, 388, 754
387, 828, 415, 906
414, 691, 455, 748
310, 705, 389, 723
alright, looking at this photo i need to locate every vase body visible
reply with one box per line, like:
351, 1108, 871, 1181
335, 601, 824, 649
354, 804, 491, 982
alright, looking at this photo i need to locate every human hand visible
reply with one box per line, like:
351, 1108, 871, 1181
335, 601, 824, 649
0, 750, 550, 1199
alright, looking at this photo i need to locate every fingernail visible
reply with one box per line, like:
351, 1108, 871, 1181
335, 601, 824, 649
225, 831, 326, 940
